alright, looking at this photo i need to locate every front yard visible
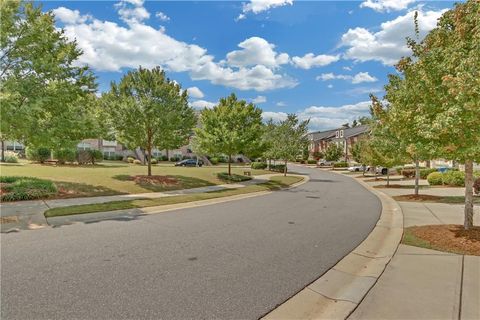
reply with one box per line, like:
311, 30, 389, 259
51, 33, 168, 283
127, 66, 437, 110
0, 160, 269, 197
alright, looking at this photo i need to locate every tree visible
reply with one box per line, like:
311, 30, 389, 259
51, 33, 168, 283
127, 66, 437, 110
406, 1, 480, 229
0, 0, 98, 160
324, 144, 343, 162
269, 114, 309, 176
103, 67, 196, 176
194, 94, 263, 176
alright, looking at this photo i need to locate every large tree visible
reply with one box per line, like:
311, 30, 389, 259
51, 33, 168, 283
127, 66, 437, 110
0, 0, 98, 160
194, 94, 263, 176
103, 67, 196, 176
407, 1, 480, 229
269, 114, 309, 176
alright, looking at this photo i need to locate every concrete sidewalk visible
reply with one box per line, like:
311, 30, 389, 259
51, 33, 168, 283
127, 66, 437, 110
0, 174, 276, 233
349, 175, 480, 320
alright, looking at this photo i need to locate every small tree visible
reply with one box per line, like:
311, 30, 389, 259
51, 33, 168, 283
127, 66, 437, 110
270, 114, 309, 176
103, 67, 196, 176
194, 94, 263, 176
324, 144, 343, 162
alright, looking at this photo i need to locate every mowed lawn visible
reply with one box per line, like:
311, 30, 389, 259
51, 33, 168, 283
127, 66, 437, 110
0, 160, 269, 195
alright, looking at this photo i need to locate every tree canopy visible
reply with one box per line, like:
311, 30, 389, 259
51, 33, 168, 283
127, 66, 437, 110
103, 66, 196, 176
194, 94, 263, 175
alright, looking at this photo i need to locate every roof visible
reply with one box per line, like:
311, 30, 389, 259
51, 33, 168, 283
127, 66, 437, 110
308, 129, 336, 141
343, 125, 370, 138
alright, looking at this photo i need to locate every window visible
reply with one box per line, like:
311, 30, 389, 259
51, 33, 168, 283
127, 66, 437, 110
335, 131, 339, 138
340, 130, 344, 138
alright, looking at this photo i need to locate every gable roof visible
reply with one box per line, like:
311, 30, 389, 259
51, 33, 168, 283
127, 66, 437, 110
343, 125, 370, 138
308, 129, 336, 141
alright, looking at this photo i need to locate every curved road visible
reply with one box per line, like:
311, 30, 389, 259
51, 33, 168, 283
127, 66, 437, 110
1, 166, 381, 319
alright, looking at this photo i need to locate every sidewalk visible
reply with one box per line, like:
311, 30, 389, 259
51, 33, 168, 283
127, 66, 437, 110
0, 174, 276, 233
350, 173, 480, 320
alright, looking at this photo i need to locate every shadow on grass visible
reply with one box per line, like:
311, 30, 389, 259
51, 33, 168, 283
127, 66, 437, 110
112, 174, 214, 192
54, 181, 125, 198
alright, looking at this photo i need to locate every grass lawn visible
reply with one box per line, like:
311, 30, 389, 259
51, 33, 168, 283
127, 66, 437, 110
393, 194, 480, 204
0, 160, 269, 195
44, 175, 304, 217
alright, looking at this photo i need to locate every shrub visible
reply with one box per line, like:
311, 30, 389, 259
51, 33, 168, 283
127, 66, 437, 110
420, 168, 437, 179
127, 157, 135, 163
270, 164, 286, 172
401, 169, 416, 178
170, 156, 181, 162
160, 155, 168, 161
4, 151, 19, 163
307, 159, 317, 164
333, 161, 348, 168
26, 146, 50, 163
53, 148, 76, 164
0, 176, 57, 201
210, 157, 219, 165
217, 172, 252, 183
89, 150, 103, 164
150, 158, 158, 164
474, 177, 480, 195
427, 172, 443, 185
133, 159, 142, 165
251, 162, 267, 169
442, 170, 465, 186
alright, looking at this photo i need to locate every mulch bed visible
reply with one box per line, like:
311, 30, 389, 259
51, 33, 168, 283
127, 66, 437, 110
404, 225, 480, 256
132, 175, 179, 186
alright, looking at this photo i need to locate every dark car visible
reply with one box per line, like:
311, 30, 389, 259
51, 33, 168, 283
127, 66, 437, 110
174, 159, 203, 167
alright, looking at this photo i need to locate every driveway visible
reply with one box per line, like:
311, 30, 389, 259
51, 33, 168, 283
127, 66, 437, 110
1, 165, 381, 319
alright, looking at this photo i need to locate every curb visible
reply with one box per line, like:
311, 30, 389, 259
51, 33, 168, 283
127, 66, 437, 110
263, 171, 403, 320
46, 175, 309, 227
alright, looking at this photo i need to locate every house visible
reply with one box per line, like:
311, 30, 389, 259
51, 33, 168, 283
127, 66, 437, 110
308, 125, 370, 162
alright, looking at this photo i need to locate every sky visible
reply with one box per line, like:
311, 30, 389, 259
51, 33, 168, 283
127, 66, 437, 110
40, 0, 457, 132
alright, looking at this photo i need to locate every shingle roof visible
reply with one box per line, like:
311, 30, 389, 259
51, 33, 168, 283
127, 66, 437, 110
309, 129, 336, 141
308, 125, 370, 141
343, 125, 370, 138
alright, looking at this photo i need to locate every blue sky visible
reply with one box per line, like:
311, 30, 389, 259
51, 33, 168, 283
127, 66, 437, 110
41, 0, 456, 131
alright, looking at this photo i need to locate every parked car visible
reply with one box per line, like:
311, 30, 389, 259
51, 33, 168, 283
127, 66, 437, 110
366, 166, 389, 175
174, 159, 203, 167
317, 159, 333, 166
348, 165, 365, 172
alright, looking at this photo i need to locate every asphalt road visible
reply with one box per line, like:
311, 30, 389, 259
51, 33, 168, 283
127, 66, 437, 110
1, 166, 381, 319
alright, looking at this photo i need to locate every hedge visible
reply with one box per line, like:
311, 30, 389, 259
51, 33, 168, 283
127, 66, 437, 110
53, 148, 76, 164
420, 168, 437, 179
26, 146, 50, 163
251, 162, 267, 169
307, 159, 317, 164
401, 169, 416, 178
427, 172, 443, 185
270, 164, 286, 172
333, 161, 348, 168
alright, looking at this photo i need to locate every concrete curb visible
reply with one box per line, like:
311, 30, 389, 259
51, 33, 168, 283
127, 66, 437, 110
263, 171, 403, 320
46, 175, 309, 227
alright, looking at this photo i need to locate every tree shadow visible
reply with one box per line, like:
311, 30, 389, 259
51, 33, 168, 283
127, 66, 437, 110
112, 174, 214, 192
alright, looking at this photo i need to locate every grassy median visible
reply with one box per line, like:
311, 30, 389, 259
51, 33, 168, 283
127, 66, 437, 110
44, 175, 304, 218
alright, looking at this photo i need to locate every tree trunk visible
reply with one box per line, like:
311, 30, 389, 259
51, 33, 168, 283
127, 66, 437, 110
414, 159, 420, 196
1, 140, 4, 162
387, 169, 390, 187
464, 160, 474, 230
166, 149, 169, 161
267, 159, 271, 170
147, 147, 152, 176
284, 159, 288, 176
426, 160, 431, 168
228, 154, 232, 176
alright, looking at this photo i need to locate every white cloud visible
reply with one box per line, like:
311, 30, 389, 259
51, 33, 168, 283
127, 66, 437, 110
238, 0, 293, 20
262, 111, 288, 122
252, 95, 267, 104
53, 7, 91, 24
276, 101, 287, 107
316, 72, 377, 84
190, 100, 216, 109
226, 37, 289, 68
327, 84, 333, 89
341, 9, 446, 65
263, 100, 372, 131
187, 87, 204, 99
360, 0, 416, 12
155, 11, 170, 22
292, 53, 340, 69
55, 7, 297, 91
115, 0, 150, 25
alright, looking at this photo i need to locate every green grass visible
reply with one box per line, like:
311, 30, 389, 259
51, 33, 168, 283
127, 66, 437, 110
44, 175, 304, 218
393, 194, 480, 204
402, 228, 434, 250
0, 176, 57, 201
0, 160, 269, 194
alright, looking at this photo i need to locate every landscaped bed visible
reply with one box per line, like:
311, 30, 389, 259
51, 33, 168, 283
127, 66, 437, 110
403, 225, 480, 256
393, 194, 480, 204
44, 175, 304, 218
